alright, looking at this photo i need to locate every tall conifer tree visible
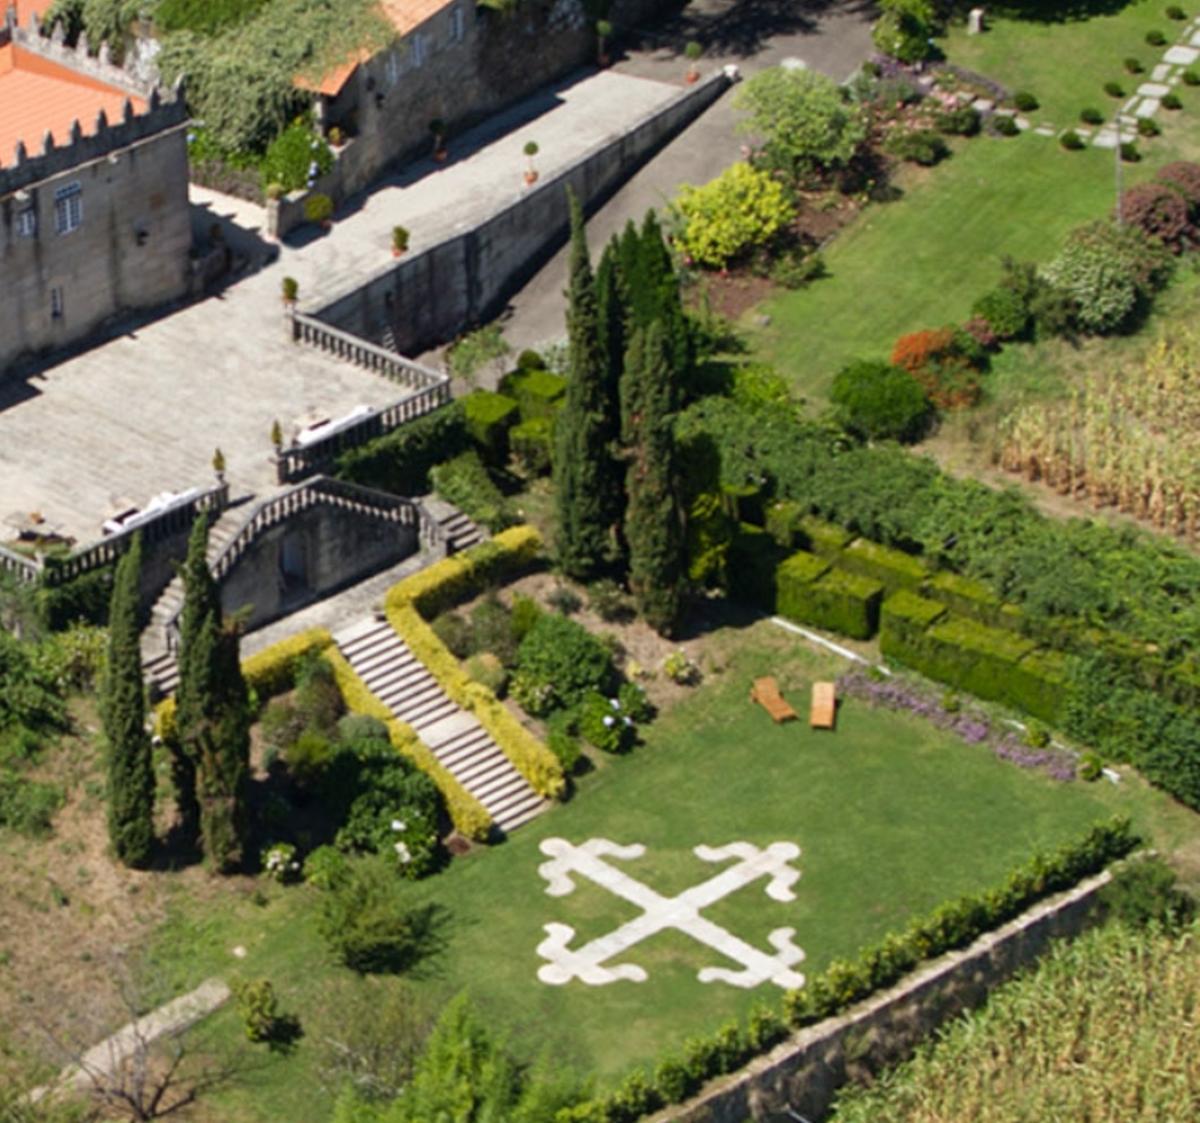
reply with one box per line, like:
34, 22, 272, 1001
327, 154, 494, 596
102, 533, 154, 867
554, 189, 622, 579
622, 322, 686, 635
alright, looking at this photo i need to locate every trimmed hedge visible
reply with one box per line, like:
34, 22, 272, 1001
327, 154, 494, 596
497, 367, 567, 421
1009, 647, 1071, 725
384, 528, 565, 801
839, 537, 928, 593
463, 391, 519, 464
576, 816, 1137, 1122
727, 523, 785, 611
510, 416, 554, 475
430, 450, 512, 532
880, 590, 947, 659
796, 515, 855, 560
781, 565, 884, 640
36, 563, 115, 630
765, 500, 806, 549
775, 549, 830, 615
922, 570, 1020, 630
323, 647, 492, 840
335, 399, 469, 494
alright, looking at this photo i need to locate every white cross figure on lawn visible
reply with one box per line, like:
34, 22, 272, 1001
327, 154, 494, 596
535, 838, 805, 989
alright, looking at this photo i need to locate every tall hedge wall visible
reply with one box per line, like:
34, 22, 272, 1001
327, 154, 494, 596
335, 400, 469, 494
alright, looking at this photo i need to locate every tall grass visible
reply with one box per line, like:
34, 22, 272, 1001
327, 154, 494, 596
830, 920, 1200, 1123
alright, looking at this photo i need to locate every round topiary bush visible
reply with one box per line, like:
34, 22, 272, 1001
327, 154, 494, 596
1138, 116, 1161, 137
830, 359, 934, 443
1013, 90, 1039, 112
1184, 68, 1200, 85
1121, 141, 1142, 162
1146, 29, 1167, 45
1081, 106, 1104, 125
1105, 80, 1126, 98
1060, 129, 1085, 150
1124, 57, 1145, 74
884, 128, 950, 166
992, 114, 1020, 136
1162, 91, 1183, 109
1167, 5, 1187, 19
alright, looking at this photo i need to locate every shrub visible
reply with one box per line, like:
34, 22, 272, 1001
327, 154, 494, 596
673, 162, 794, 269
1146, 28, 1167, 45
1124, 57, 1145, 74
619, 680, 655, 722
317, 856, 443, 974
579, 690, 636, 753
769, 246, 828, 289
546, 721, 582, 773
304, 192, 333, 224
1121, 182, 1190, 250
259, 119, 333, 192
1104, 80, 1126, 97
286, 728, 337, 789
233, 979, 281, 1043
1121, 140, 1141, 162
262, 842, 301, 883
830, 359, 933, 443
447, 325, 510, 384
935, 106, 981, 136
890, 327, 984, 409
992, 113, 1020, 136
465, 652, 508, 696
431, 611, 473, 659
1184, 67, 1200, 84
516, 348, 545, 371
336, 400, 469, 494
1013, 91, 1039, 112
461, 391, 519, 464
885, 128, 949, 166
242, 627, 333, 699
972, 287, 1029, 340
662, 650, 700, 685
872, 0, 937, 64
497, 367, 567, 421
509, 416, 553, 475
0, 770, 64, 836
1080, 106, 1104, 125
470, 596, 519, 666
295, 656, 345, 733
1024, 721, 1051, 748
1078, 751, 1103, 781
514, 613, 613, 714
588, 578, 633, 622
1157, 160, 1200, 213
1167, 4, 1187, 17
304, 844, 349, 889
1100, 855, 1194, 927
431, 451, 511, 532
1060, 129, 1085, 150
1137, 116, 1161, 137
1162, 91, 1183, 109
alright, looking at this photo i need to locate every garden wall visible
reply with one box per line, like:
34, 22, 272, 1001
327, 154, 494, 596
307, 70, 731, 355
648, 869, 1111, 1123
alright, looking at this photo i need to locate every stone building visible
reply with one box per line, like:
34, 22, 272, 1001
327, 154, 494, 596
0, 11, 191, 377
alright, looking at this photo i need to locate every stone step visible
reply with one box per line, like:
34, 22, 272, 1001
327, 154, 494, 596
486, 782, 545, 821
473, 769, 531, 806
442, 746, 512, 787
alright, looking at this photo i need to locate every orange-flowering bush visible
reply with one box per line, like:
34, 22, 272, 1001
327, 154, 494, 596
891, 327, 984, 410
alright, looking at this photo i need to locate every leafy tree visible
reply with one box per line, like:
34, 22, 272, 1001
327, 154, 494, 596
830, 359, 932, 443
553, 189, 623, 579
873, 0, 937, 64
734, 66, 867, 182
622, 323, 686, 636
674, 162, 794, 269
102, 533, 154, 868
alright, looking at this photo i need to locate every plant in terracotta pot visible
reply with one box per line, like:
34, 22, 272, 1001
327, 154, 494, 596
270, 419, 283, 449
685, 40, 703, 83
430, 118, 447, 161
305, 192, 334, 229
596, 19, 613, 66
212, 447, 226, 481
392, 225, 410, 257
523, 140, 539, 185
282, 276, 299, 304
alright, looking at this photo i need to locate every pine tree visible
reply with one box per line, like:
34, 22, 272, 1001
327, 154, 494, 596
554, 188, 623, 579
175, 513, 250, 871
102, 533, 154, 868
622, 322, 686, 636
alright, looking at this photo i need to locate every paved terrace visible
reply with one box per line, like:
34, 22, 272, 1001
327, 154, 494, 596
0, 68, 683, 543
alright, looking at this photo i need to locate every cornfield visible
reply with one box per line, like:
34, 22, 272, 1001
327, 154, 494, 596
998, 330, 1200, 541
829, 920, 1200, 1123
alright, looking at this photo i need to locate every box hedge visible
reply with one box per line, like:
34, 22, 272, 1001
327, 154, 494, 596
463, 391, 519, 464
497, 367, 566, 421
796, 515, 855, 560
1009, 647, 1070, 725
839, 537, 928, 593
923, 570, 1023, 631
727, 523, 786, 611
880, 590, 948, 662
510, 416, 554, 475
903, 613, 1039, 708
775, 550, 830, 615
765, 501, 806, 549
779, 563, 883, 641
335, 399, 468, 494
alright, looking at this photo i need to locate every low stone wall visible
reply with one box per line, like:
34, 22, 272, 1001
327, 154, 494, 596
311, 69, 730, 356
649, 869, 1112, 1123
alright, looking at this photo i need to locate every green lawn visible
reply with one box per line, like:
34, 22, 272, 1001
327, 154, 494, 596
139, 622, 1192, 1123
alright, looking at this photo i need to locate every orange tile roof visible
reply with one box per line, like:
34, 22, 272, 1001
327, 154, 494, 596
296, 0, 457, 96
0, 43, 147, 167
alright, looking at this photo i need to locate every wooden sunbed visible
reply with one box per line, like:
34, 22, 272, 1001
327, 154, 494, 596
810, 682, 836, 729
751, 676, 797, 724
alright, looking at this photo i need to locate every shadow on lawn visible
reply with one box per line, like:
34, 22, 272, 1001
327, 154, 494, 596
988, 0, 1135, 23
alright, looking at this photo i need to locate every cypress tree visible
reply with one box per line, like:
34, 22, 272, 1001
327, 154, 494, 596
102, 533, 154, 868
554, 188, 623, 579
595, 239, 627, 411
638, 210, 692, 395
622, 322, 686, 636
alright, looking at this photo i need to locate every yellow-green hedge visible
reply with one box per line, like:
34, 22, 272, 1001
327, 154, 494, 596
323, 647, 492, 841
384, 526, 565, 801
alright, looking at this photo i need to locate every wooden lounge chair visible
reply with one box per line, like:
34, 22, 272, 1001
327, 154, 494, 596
810, 682, 836, 729
751, 676, 797, 724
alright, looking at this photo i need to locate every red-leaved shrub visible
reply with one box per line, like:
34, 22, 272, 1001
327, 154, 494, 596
1120, 182, 1190, 251
891, 328, 983, 409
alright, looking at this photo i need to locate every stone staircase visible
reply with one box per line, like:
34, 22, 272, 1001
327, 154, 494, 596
424, 496, 485, 553
141, 504, 247, 696
335, 617, 545, 833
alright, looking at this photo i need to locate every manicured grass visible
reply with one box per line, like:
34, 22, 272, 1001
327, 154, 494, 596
753, 138, 1121, 402
138, 622, 1190, 1122
944, 0, 1184, 128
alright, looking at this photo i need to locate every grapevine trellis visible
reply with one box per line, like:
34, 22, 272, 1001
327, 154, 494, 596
999, 330, 1200, 541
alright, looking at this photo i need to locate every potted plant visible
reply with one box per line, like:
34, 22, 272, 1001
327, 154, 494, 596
281, 276, 298, 305
596, 19, 613, 67
430, 118, 448, 162
328, 125, 344, 147
212, 447, 226, 482
523, 140, 540, 185
392, 225, 410, 257
270, 419, 283, 450
305, 192, 334, 229
684, 40, 703, 83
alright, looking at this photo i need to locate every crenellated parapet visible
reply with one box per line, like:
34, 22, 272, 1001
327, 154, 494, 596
0, 12, 186, 193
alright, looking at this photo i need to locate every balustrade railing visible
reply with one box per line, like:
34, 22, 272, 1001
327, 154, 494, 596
291, 311, 447, 392
0, 544, 41, 585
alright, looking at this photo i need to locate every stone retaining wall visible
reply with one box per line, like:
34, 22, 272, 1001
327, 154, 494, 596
648, 869, 1112, 1123
311, 69, 730, 356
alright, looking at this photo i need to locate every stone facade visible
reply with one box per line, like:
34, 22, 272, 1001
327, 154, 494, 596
0, 18, 191, 377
